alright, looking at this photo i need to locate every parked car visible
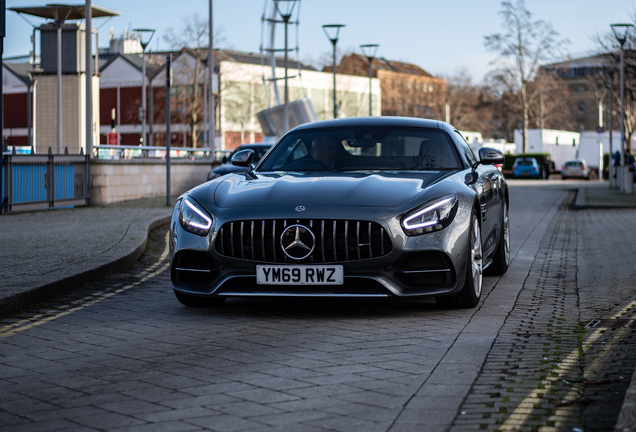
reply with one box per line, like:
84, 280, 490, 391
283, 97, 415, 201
512, 157, 540, 179
171, 117, 510, 309
207, 143, 272, 181
561, 158, 589, 180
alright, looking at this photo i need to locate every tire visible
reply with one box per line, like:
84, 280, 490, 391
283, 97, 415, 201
485, 201, 510, 276
436, 212, 483, 309
174, 291, 226, 307
561, 176, 567, 180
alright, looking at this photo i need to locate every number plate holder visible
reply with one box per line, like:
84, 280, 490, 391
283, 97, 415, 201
256, 265, 344, 285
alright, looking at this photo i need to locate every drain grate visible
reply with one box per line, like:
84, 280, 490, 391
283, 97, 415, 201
585, 319, 636, 330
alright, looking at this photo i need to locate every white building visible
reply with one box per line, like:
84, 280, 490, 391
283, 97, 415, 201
514, 129, 580, 170
217, 50, 380, 149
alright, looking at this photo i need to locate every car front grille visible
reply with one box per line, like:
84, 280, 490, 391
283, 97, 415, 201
214, 219, 392, 263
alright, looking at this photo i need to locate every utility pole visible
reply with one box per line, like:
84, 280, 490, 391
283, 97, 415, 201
208, 0, 215, 154
166, 54, 172, 206
85, 0, 92, 158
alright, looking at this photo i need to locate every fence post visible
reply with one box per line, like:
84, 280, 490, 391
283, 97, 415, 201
47, 147, 54, 208
85, 152, 90, 205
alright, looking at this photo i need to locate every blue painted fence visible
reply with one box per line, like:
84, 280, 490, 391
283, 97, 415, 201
1, 153, 89, 213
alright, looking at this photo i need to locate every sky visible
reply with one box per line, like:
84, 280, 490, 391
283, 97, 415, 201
3, 0, 635, 83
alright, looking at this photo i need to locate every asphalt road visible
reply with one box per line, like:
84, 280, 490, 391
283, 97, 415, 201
1, 181, 635, 432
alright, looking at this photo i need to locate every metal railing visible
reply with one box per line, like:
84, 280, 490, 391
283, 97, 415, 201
1, 151, 90, 214
93, 144, 218, 160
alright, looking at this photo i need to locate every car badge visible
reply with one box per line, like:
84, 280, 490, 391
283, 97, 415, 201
280, 224, 315, 260
295, 206, 306, 212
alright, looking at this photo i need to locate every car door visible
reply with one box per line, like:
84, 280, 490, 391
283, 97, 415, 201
452, 131, 499, 257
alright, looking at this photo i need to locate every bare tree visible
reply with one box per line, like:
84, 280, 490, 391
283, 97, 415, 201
484, 0, 568, 153
164, 15, 226, 147
527, 70, 573, 130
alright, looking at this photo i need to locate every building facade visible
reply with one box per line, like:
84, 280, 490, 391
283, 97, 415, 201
4, 40, 380, 153
331, 54, 446, 119
540, 54, 613, 132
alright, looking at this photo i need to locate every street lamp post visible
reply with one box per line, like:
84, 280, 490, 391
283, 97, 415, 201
133, 28, 155, 146
360, 44, 379, 116
611, 23, 634, 194
274, 0, 297, 134
322, 24, 345, 119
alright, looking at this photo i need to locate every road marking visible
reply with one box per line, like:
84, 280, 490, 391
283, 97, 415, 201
0, 232, 170, 340
500, 300, 636, 430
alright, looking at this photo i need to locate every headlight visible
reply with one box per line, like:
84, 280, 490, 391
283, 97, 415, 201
179, 196, 213, 236
402, 195, 458, 236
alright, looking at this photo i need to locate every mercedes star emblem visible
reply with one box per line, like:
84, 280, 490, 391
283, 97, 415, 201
280, 224, 315, 260
295, 206, 306, 212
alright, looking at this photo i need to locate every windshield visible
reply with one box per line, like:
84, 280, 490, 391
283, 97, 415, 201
257, 127, 461, 172
516, 160, 535, 166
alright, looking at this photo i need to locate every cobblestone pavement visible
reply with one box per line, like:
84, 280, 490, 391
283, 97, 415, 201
450, 205, 636, 432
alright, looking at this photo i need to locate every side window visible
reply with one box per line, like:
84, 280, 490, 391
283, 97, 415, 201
453, 130, 477, 166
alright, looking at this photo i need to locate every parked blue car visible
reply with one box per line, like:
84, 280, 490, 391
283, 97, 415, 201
512, 157, 540, 179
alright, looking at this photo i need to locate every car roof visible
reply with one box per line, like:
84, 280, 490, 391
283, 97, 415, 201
292, 116, 443, 131
237, 143, 271, 149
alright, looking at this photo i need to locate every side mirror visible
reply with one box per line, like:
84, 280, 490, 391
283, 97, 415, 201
478, 147, 505, 165
231, 149, 255, 169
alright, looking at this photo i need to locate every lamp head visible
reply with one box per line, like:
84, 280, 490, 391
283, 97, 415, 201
322, 24, 345, 43
132, 28, 156, 51
273, 0, 297, 19
360, 44, 379, 60
611, 23, 634, 46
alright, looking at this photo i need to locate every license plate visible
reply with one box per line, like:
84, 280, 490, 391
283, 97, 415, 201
256, 265, 343, 285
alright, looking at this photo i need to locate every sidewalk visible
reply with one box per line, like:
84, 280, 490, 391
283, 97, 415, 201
0, 196, 176, 317
574, 180, 636, 209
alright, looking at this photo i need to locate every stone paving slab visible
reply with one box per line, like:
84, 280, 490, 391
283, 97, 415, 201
0, 197, 175, 317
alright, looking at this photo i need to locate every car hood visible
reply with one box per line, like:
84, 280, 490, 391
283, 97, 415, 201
209, 171, 451, 208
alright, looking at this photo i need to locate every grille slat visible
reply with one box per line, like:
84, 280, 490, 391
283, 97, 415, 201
356, 221, 361, 259
240, 222, 245, 259
272, 220, 277, 262
321, 220, 325, 262
250, 221, 255, 260
344, 221, 349, 261
230, 222, 235, 257
220, 227, 225, 255
332, 221, 337, 262
216, 219, 392, 263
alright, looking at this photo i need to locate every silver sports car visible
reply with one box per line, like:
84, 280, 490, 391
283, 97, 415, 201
169, 117, 510, 309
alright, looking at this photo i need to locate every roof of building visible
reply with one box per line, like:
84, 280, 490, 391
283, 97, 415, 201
325, 53, 435, 78
3, 62, 34, 85
4, 47, 318, 84
542, 53, 614, 69
216, 49, 317, 71
98, 51, 170, 77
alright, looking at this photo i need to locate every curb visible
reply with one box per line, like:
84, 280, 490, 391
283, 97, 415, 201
572, 187, 636, 210
616, 368, 636, 432
0, 215, 171, 318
